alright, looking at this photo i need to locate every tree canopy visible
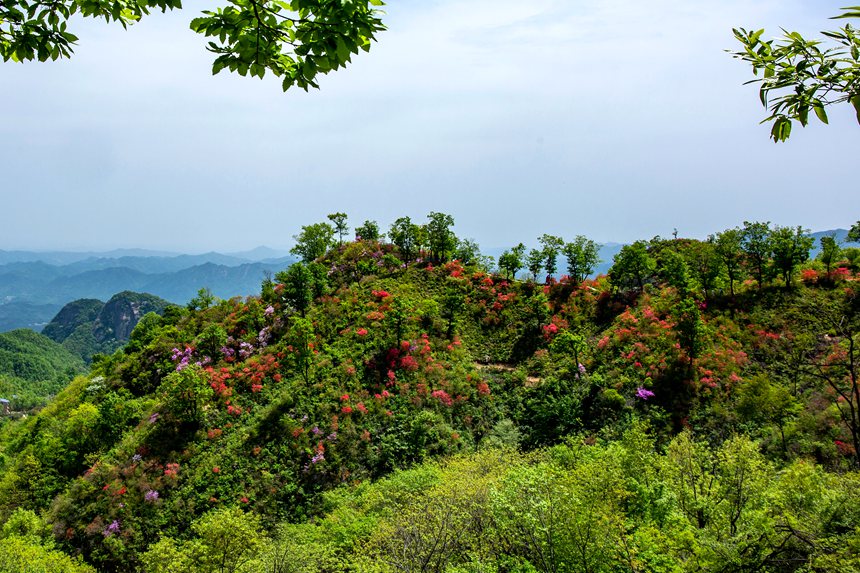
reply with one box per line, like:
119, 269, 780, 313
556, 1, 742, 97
0, 0, 385, 91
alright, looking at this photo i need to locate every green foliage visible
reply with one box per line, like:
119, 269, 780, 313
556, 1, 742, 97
713, 227, 745, 296
141, 507, 266, 573
1, 508, 45, 541
291, 222, 336, 262
188, 288, 217, 311
732, 9, 860, 142
453, 238, 483, 267
610, 240, 656, 292
0, 329, 84, 383
742, 220, 772, 288
1, 0, 384, 92
425, 212, 457, 264
274, 262, 327, 316
355, 219, 382, 242
526, 248, 543, 282
5, 216, 860, 571
0, 329, 84, 409
158, 366, 213, 425
562, 235, 601, 283
0, 535, 95, 572
849, 220, 860, 243
770, 225, 814, 286
498, 243, 526, 280
328, 212, 349, 245
41, 299, 103, 344
389, 217, 422, 263
537, 234, 564, 278
818, 233, 842, 273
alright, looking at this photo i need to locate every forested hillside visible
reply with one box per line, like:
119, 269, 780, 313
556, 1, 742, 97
0, 329, 85, 412
0, 215, 859, 572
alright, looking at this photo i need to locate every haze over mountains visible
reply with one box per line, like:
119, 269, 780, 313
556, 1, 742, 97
1, 230, 854, 333
0, 247, 296, 331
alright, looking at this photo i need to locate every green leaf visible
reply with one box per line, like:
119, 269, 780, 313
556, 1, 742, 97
851, 95, 860, 124
831, 7, 860, 19
770, 117, 792, 142
812, 101, 829, 124
798, 104, 809, 126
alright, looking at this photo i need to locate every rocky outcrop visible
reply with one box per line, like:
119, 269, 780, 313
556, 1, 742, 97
42, 291, 174, 361
93, 292, 171, 341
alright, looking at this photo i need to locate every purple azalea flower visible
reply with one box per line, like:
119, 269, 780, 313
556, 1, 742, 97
102, 520, 121, 537
636, 387, 655, 400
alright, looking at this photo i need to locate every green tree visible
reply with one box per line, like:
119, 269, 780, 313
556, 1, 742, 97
818, 234, 842, 275
195, 324, 228, 361
2, 0, 385, 92
731, 8, 860, 142
713, 228, 745, 297
453, 238, 482, 266
526, 248, 544, 282
275, 262, 326, 317
674, 297, 705, 374
327, 212, 349, 245
538, 234, 564, 279
741, 220, 772, 289
562, 235, 601, 283
848, 220, 860, 243
686, 238, 722, 299
355, 219, 382, 242
389, 216, 421, 263
142, 507, 267, 573
187, 288, 217, 311
658, 248, 692, 295
734, 374, 801, 454
769, 225, 813, 287
287, 316, 316, 384
0, 535, 96, 573
610, 241, 656, 292
800, 294, 860, 467
193, 507, 266, 573
159, 366, 213, 426
498, 243, 526, 280
291, 222, 335, 262
425, 212, 456, 264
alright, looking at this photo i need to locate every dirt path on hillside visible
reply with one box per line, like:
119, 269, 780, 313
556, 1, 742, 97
474, 362, 541, 386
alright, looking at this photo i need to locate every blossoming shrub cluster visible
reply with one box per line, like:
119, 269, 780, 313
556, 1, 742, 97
1, 224, 860, 571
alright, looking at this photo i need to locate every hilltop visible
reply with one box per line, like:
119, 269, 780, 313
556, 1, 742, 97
0, 216, 859, 572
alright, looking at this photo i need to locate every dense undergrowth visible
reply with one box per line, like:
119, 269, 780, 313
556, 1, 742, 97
1, 222, 859, 572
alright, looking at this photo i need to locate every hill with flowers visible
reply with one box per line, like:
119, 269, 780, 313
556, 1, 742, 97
0, 215, 859, 572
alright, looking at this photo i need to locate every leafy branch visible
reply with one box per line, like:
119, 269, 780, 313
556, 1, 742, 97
0, 0, 385, 91
731, 7, 860, 142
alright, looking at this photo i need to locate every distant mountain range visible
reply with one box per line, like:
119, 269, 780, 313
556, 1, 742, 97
0, 248, 296, 332
1, 231, 855, 334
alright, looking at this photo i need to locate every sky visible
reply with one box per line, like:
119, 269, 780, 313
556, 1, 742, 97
1, 0, 858, 253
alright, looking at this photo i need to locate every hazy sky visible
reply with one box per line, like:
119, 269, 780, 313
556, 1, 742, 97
1, 0, 857, 252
